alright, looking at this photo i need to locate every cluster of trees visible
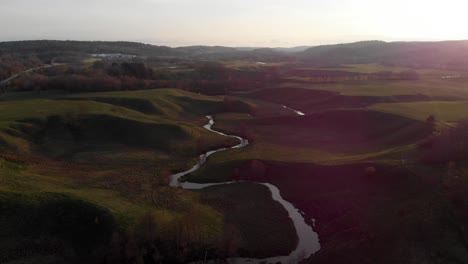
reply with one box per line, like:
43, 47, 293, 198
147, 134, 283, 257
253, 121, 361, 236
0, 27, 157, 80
0, 54, 42, 80
8, 62, 165, 92
11, 73, 128, 92
5, 60, 282, 94
0, 40, 179, 58
95, 61, 156, 79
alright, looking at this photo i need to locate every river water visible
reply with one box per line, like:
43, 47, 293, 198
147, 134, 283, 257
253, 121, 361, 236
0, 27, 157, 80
169, 115, 320, 263
282, 105, 306, 116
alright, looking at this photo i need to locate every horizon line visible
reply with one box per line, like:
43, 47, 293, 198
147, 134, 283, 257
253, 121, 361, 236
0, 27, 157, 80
1, 38, 468, 49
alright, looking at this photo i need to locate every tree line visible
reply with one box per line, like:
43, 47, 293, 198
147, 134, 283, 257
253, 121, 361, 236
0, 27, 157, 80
5, 61, 282, 95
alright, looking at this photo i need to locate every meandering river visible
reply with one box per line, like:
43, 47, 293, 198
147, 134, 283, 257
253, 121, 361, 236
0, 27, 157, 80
169, 115, 320, 263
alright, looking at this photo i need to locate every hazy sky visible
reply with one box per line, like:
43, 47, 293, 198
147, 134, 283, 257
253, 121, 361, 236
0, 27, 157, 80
1, 0, 467, 47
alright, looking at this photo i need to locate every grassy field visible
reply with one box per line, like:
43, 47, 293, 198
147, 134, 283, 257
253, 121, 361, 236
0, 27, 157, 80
184, 109, 431, 183
370, 101, 468, 125
306, 63, 460, 77
66, 89, 233, 117
281, 78, 468, 98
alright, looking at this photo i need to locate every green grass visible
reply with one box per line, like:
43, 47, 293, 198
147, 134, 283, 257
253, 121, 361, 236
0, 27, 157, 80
369, 101, 468, 125
0, 88, 301, 262
66, 88, 234, 118
185, 110, 430, 183
0, 99, 163, 127
0, 150, 225, 245
281, 78, 468, 98
0, 90, 236, 233
0, 96, 238, 156
304, 63, 460, 77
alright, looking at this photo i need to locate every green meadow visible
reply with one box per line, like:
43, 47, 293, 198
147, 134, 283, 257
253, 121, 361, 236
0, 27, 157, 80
281, 78, 468, 98
370, 101, 468, 125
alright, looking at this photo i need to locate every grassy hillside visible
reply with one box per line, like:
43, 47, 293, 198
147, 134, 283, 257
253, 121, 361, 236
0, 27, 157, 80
65, 88, 253, 118
0, 87, 299, 263
0, 98, 237, 158
300, 40, 468, 69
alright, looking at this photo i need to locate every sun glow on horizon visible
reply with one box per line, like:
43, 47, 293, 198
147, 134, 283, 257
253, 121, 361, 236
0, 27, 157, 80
0, 0, 468, 46
359, 0, 468, 41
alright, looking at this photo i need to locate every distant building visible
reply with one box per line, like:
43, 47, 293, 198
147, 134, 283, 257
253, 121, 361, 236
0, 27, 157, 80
90, 53, 137, 59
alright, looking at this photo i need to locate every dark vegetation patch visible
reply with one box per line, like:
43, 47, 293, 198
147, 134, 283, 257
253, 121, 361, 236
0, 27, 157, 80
64, 97, 161, 115
419, 119, 468, 164
15, 114, 188, 157
199, 183, 297, 258
0, 191, 116, 263
0, 54, 42, 80
170, 95, 253, 116
0, 190, 235, 264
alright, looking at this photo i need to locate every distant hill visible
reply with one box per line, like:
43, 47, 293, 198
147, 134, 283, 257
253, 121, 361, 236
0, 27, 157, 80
0, 40, 289, 62
3, 40, 468, 69
175, 45, 239, 55
300, 40, 468, 69
0, 40, 180, 57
